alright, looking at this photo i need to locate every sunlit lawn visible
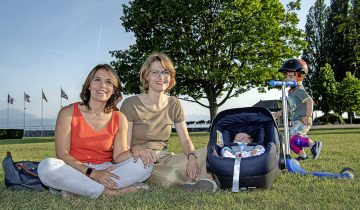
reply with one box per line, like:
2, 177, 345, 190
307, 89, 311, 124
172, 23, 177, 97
0, 128, 359, 209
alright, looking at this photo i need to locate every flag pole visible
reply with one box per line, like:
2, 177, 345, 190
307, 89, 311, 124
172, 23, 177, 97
7, 95, 9, 128
41, 89, 44, 137
23, 92, 26, 130
60, 87, 62, 108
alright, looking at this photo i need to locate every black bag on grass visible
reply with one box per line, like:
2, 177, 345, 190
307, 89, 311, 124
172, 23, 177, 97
2, 151, 47, 191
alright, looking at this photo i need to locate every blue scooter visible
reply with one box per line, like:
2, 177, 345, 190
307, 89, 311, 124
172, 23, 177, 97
269, 80, 354, 179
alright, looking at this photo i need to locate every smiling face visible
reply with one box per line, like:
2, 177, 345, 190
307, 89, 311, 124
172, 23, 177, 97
147, 61, 171, 93
140, 53, 176, 94
80, 64, 122, 113
89, 68, 115, 102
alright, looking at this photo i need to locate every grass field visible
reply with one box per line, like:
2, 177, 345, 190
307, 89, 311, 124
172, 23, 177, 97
0, 128, 359, 210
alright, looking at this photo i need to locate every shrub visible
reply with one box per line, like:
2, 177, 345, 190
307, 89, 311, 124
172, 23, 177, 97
0, 129, 24, 140
314, 113, 345, 125
344, 118, 360, 124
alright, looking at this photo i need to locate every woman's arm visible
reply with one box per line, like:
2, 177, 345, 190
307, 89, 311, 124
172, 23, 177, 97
55, 105, 90, 174
126, 121, 156, 168
55, 105, 119, 189
126, 121, 133, 146
175, 121, 195, 156
112, 112, 132, 163
175, 121, 199, 180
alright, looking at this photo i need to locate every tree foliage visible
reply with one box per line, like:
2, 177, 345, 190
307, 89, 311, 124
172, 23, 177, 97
315, 0, 359, 82
334, 72, 360, 117
111, 0, 306, 120
346, 0, 360, 77
302, 0, 329, 96
303, 0, 359, 117
312, 64, 338, 114
326, 0, 353, 81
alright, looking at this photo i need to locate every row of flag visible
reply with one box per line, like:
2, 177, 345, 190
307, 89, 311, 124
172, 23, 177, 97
7, 88, 68, 105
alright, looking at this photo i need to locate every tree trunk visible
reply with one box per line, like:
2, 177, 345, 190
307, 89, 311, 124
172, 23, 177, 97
204, 83, 219, 121
348, 112, 355, 124
209, 101, 218, 121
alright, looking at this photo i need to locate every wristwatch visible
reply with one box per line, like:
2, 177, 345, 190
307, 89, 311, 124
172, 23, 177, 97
86, 167, 94, 177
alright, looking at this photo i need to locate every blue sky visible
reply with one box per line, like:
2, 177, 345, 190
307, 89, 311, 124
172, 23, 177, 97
0, 0, 317, 126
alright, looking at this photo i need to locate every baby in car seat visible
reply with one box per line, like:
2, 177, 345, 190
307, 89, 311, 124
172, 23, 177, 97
221, 132, 265, 158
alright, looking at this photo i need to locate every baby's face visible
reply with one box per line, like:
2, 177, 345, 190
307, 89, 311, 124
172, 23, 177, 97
234, 133, 253, 144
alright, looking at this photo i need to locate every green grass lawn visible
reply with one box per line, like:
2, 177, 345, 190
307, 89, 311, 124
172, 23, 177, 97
0, 129, 359, 210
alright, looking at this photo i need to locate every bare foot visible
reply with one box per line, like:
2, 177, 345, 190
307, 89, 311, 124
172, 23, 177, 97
103, 186, 138, 196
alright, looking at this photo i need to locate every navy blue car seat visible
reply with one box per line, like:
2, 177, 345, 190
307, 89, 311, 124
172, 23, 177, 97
206, 107, 284, 191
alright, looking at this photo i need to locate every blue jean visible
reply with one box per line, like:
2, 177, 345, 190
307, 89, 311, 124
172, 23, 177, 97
38, 157, 152, 198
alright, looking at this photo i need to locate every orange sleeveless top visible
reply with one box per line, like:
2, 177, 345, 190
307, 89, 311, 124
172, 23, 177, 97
70, 103, 119, 164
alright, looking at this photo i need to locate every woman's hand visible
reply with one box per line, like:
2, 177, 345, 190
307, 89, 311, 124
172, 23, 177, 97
133, 145, 156, 168
186, 156, 199, 181
91, 165, 120, 189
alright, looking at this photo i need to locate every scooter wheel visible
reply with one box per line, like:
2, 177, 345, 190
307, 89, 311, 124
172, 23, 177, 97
340, 167, 355, 179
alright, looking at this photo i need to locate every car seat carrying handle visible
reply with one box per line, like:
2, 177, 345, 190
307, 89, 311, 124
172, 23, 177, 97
232, 157, 242, 192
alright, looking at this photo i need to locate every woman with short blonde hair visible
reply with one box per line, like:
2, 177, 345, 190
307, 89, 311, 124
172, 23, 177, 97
121, 52, 217, 192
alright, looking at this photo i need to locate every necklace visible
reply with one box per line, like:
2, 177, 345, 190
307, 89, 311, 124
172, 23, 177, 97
91, 111, 103, 120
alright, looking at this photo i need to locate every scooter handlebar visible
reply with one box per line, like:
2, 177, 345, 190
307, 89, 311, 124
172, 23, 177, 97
269, 80, 297, 87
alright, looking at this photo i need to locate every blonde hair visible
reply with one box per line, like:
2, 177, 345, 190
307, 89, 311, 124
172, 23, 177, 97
80, 64, 122, 113
140, 52, 176, 93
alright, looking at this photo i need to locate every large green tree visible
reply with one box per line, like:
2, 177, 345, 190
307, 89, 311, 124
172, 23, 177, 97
302, 0, 329, 99
312, 63, 338, 114
303, 0, 359, 115
326, 0, 359, 81
334, 72, 360, 123
345, 0, 360, 77
111, 0, 306, 120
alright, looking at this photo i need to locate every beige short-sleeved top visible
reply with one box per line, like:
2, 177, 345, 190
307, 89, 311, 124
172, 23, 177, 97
120, 95, 185, 151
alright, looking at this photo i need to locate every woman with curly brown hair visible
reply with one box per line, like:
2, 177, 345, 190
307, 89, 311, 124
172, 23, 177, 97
38, 64, 152, 198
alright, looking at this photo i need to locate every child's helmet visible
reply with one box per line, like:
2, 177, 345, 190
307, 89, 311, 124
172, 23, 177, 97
279, 58, 308, 75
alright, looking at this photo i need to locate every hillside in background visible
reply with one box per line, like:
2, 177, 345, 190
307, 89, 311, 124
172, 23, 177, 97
0, 108, 55, 129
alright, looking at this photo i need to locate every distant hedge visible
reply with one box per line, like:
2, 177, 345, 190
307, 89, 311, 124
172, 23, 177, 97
344, 118, 360, 124
314, 113, 345, 125
0, 129, 24, 140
